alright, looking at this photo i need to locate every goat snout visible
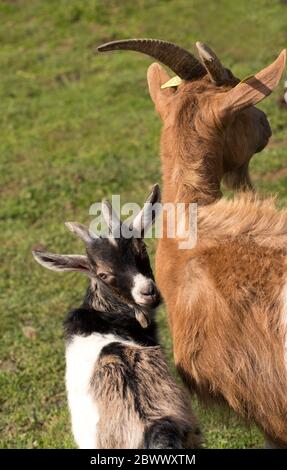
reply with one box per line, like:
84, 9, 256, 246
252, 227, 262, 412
254, 110, 272, 153
140, 283, 156, 297
132, 274, 160, 307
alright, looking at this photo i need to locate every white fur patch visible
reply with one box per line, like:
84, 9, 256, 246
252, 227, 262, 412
66, 333, 133, 449
281, 283, 287, 366
131, 273, 151, 304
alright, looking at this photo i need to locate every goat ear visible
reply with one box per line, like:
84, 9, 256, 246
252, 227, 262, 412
147, 63, 176, 117
218, 49, 286, 114
32, 250, 90, 274
132, 184, 161, 237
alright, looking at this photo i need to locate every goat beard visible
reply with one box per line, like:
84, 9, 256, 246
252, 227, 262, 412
134, 305, 151, 329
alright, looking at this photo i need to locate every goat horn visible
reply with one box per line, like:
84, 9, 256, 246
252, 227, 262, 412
101, 199, 122, 236
98, 38, 206, 81
131, 184, 161, 235
196, 42, 231, 85
65, 222, 95, 244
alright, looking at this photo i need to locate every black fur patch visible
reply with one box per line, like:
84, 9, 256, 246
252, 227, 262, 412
144, 417, 186, 449
63, 307, 158, 346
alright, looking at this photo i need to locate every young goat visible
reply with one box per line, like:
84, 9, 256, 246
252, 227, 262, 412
98, 40, 287, 447
32, 186, 202, 449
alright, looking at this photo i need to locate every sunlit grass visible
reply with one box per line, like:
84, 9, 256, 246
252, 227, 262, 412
0, 0, 286, 448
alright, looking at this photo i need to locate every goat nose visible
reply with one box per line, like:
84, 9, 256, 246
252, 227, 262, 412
141, 283, 155, 297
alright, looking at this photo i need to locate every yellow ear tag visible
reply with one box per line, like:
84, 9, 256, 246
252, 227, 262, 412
161, 75, 182, 89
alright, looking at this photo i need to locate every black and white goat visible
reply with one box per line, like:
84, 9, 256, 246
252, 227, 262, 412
32, 185, 202, 449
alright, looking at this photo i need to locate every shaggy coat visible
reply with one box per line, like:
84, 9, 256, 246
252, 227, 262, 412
64, 305, 202, 449
33, 188, 202, 449
98, 39, 287, 445
156, 195, 287, 447
144, 45, 287, 446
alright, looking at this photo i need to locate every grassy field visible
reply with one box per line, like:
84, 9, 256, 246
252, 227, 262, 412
0, 0, 287, 449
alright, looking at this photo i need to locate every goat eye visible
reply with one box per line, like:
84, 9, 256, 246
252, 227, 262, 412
98, 272, 108, 280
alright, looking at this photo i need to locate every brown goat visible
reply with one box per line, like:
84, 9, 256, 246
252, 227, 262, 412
156, 194, 287, 448
98, 39, 285, 197
98, 40, 287, 447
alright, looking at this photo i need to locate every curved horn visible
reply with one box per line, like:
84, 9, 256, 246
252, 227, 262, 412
98, 38, 206, 81
196, 42, 231, 85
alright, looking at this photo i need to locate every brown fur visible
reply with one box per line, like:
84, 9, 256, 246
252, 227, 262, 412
156, 194, 287, 446
91, 344, 202, 449
146, 55, 287, 445
156, 77, 272, 206
147, 49, 285, 205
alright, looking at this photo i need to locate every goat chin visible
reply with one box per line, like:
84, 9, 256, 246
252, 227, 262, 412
222, 165, 253, 191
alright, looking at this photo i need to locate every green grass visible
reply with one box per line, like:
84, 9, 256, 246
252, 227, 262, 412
0, 0, 287, 449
